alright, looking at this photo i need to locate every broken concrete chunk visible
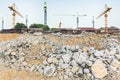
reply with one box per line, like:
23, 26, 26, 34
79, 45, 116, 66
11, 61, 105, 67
94, 50, 103, 57
83, 68, 90, 74
62, 54, 71, 63
91, 59, 107, 79
43, 65, 56, 77
111, 59, 120, 69
71, 66, 79, 73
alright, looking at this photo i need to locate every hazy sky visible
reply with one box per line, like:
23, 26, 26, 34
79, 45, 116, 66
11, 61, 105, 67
0, 0, 120, 29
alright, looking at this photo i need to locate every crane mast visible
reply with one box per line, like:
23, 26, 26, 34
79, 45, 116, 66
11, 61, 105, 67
2, 17, 4, 30
104, 5, 108, 33
55, 13, 86, 28
96, 4, 112, 33
12, 3, 15, 28
58, 22, 61, 28
26, 15, 28, 27
76, 16, 79, 28
92, 16, 95, 28
73, 13, 86, 28
44, 1, 47, 25
105, 13, 108, 33
8, 3, 24, 28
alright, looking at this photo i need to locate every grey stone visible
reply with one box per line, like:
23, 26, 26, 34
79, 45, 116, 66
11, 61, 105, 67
109, 48, 116, 56
66, 50, 73, 56
83, 68, 90, 74
74, 53, 88, 64
85, 61, 93, 66
59, 76, 64, 80
116, 47, 120, 54
65, 69, 73, 77
81, 63, 87, 69
53, 72, 57, 77
61, 63, 69, 69
47, 57, 53, 63
66, 46, 71, 50
0, 48, 3, 54
0, 49, 4, 59
43, 65, 56, 77
19, 57, 25, 62
76, 45, 79, 50
10, 57, 17, 62
89, 55, 94, 61
71, 46, 78, 52
38, 68, 43, 74
77, 68, 83, 75
22, 61, 27, 66
32, 40, 39, 45
68, 72, 73, 78
70, 60, 78, 66
110, 59, 120, 69
1, 33, 120, 79
109, 65, 117, 71
4, 50, 11, 56
61, 46, 66, 53
20, 52, 26, 56
59, 59, 64, 65
88, 47, 95, 54
63, 75, 69, 80
33, 32, 42, 36
43, 60, 48, 65
65, 68, 71, 74
87, 73, 92, 79
115, 54, 120, 59
72, 52, 79, 61
0, 58, 4, 63
52, 57, 58, 64
62, 54, 71, 63
47, 57, 58, 64
94, 50, 103, 57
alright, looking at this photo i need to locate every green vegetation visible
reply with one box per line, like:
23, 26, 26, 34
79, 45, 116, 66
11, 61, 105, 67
30, 24, 49, 31
15, 23, 27, 29
50, 28, 56, 31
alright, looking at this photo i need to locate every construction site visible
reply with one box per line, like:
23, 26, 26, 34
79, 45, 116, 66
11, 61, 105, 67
0, 1, 120, 80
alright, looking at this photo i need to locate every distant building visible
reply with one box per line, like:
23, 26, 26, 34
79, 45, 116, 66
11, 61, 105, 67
0, 28, 43, 34
99, 26, 120, 34
108, 26, 120, 34
78, 27, 97, 33
54, 27, 97, 34
28, 28, 43, 33
54, 28, 73, 34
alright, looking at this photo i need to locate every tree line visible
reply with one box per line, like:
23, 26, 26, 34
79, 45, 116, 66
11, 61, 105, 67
15, 23, 50, 31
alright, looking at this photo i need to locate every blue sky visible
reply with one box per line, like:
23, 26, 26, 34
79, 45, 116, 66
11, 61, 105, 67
0, 0, 120, 29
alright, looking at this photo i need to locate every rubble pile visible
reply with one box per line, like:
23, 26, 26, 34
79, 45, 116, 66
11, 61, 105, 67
0, 33, 120, 80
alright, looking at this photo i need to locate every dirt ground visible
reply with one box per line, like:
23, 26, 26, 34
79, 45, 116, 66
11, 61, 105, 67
0, 33, 120, 80
0, 33, 19, 42
0, 34, 59, 80
0, 64, 58, 80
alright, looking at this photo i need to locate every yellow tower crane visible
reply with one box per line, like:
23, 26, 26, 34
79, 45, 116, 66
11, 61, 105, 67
8, 3, 24, 28
96, 4, 112, 33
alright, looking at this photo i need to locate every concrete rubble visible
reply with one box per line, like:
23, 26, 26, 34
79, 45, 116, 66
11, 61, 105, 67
91, 59, 108, 79
0, 33, 120, 80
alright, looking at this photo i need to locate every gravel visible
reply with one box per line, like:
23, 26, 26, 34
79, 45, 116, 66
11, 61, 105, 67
0, 33, 120, 80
